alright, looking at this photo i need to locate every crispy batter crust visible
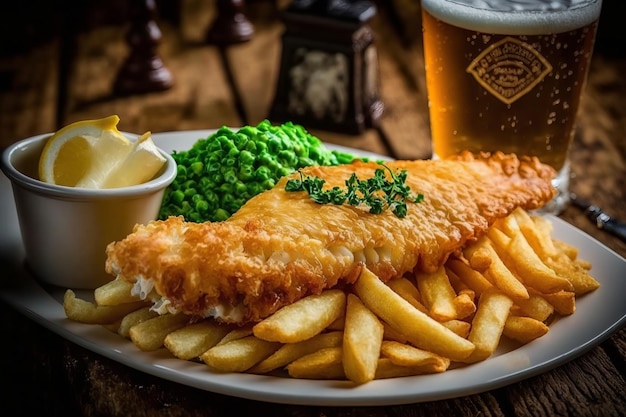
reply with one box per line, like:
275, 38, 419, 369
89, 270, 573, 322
105, 151, 556, 323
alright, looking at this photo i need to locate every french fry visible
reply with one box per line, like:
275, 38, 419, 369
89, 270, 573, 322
416, 266, 458, 321
387, 277, 421, 299
94, 278, 140, 306
63, 290, 148, 324
446, 267, 476, 300
465, 236, 529, 300
327, 315, 345, 331
382, 322, 409, 343
544, 250, 600, 295
201, 336, 282, 372
453, 293, 477, 320
118, 306, 159, 338
353, 266, 475, 362
164, 320, 231, 360
503, 315, 549, 344
129, 313, 190, 351
552, 238, 579, 260
441, 319, 471, 338
445, 258, 493, 296
381, 340, 450, 372
539, 289, 576, 316
343, 294, 384, 385
387, 277, 427, 313
575, 258, 592, 271
512, 208, 558, 261
217, 326, 253, 345
466, 246, 493, 272
374, 358, 421, 379
102, 321, 121, 333
253, 289, 346, 343
493, 213, 574, 293
248, 331, 343, 374
463, 289, 513, 363
488, 220, 513, 249
374, 358, 444, 379
510, 292, 554, 322
286, 347, 345, 380
507, 232, 574, 293
531, 212, 555, 236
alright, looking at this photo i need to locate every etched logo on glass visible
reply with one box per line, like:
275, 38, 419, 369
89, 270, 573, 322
466, 37, 552, 104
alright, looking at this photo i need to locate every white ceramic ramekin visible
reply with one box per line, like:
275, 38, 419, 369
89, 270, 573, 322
1, 133, 177, 289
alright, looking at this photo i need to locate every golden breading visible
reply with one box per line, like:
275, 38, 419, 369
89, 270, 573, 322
105, 151, 556, 324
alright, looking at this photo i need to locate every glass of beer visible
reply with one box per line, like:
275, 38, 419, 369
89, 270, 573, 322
421, 0, 602, 214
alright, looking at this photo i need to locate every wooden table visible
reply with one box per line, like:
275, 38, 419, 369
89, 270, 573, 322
1, 1, 625, 416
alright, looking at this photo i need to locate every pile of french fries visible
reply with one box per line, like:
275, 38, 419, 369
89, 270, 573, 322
63, 208, 599, 385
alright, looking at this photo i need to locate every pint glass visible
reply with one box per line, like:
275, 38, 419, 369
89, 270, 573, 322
421, 0, 602, 213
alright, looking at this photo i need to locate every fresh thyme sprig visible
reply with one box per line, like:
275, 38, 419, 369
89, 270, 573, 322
285, 165, 424, 218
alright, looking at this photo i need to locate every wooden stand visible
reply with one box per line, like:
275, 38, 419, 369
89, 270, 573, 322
113, 0, 174, 96
269, 0, 383, 134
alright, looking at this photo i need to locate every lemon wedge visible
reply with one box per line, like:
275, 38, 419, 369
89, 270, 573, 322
38, 115, 166, 188
101, 131, 167, 188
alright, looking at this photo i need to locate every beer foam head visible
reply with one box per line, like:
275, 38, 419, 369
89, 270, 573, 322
421, 0, 602, 35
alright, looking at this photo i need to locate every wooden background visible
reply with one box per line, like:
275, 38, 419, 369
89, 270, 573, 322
1, 1, 625, 416
2, 0, 621, 156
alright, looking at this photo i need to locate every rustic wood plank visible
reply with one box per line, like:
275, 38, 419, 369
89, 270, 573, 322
221, 9, 283, 125
178, 0, 218, 44
608, 327, 626, 381
390, 394, 506, 417
560, 54, 626, 258
503, 345, 626, 417
0, 44, 58, 147
309, 128, 390, 157
66, 21, 242, 135
0, 300, 77, 416
370, 1, 432, 160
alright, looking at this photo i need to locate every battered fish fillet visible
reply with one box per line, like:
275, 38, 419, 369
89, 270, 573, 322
105, 151, 556, 324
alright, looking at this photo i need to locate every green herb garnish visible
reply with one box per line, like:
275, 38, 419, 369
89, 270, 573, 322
285, 165, 424, 218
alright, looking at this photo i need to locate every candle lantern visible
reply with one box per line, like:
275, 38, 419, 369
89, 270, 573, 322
269, 0, 384, 134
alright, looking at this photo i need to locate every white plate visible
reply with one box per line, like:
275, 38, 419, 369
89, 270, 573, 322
1, 130, 625, 406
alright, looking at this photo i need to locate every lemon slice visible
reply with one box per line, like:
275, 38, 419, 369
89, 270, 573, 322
101, 132, 167, 188
38, 115, 166, 188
